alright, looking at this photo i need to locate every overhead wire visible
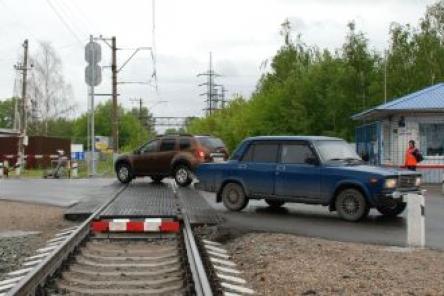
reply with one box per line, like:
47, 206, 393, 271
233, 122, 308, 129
44, 0, 85, 46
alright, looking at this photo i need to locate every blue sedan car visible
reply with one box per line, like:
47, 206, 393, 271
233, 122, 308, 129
195, 136, 421, 221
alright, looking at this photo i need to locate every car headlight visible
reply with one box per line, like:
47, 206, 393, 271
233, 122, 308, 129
384, 178, 397, 189
415, 177, 421, 187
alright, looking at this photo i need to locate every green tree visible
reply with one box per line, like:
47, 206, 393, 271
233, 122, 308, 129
0, 98, 17, 129
73, 100, 154, 151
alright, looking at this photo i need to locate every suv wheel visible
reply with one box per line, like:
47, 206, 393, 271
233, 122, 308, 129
265, 199, 285, 208
151, 176, 164, 183
116, 163, 132, 184
335, 188, 369, 222
174, 165, 192, 187
222, 183, 249, 211
376, 202, 406, 217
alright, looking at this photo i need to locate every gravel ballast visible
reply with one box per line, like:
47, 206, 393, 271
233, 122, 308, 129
0, 201, 77, 280
226, 233, 444, 295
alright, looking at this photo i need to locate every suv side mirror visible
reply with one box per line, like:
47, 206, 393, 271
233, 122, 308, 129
305, 157, 319, 166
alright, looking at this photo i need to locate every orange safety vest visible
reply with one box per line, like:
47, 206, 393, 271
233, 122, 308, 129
405, 147, 418, 167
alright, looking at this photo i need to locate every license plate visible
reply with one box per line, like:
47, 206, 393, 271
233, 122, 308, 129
213, 157, 224, 163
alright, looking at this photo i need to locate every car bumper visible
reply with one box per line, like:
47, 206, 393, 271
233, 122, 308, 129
376, 189, 424, 207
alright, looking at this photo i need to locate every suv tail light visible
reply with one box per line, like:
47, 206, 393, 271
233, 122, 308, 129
196, 149, 206, 161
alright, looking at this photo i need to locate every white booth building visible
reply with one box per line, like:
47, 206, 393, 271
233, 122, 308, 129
353, 83, 444, 183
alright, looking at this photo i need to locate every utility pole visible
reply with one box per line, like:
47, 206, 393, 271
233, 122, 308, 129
111, 36, 118, 153
14, 39, 29, 175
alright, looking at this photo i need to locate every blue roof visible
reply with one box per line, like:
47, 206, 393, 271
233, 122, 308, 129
246, 136, 342, 141
353, 83, 444, 120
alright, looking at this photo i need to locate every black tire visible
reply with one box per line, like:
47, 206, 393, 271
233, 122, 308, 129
335, 188, 369, 222
151, 176, 164, 183
174, 165, 192, 187
376, 202, 407, 217
221, 183, 249, 211
265, 199, 285, 208
116, 162, 132, 184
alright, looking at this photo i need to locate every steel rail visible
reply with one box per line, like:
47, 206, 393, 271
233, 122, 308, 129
6, 185, 128, 296
183, 214, 213, 296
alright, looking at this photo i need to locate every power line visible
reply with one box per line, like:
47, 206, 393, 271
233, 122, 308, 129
44, 0, 84, 45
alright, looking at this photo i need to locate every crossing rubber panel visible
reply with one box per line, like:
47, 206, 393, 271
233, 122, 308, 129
175, 185, 224, 225
99, 181, 178, 218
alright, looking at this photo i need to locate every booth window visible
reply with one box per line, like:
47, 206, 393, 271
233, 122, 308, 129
419, 123, 444, 156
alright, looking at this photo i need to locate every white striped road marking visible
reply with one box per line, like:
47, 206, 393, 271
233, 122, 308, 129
217, 273, 246, 284
221, 282, 255, 294
46, 242, 61, 248
0, 283, 15, 293
210, 257, 236, 267
224, 292, 243, 296
205, 244, 228, 254
36, 245, 57, 253
7, 267, 34, 276
54, 230, 74, 238
24, 253, 50, 261
207, 250, 230, 259
0, 276, 23, 286
22, 259, 43, 267
213, 265, 243, 274
60, 226, 79, 232
202, 239, 222, 246
47, 236, 67, 244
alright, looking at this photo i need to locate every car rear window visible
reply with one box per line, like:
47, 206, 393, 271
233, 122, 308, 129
179, 138, 192, 150
242, 143, 279, 163
197, 137, 225, 149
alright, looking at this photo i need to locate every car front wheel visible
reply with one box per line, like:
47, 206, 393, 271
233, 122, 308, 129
221, 183, 249, 211
376, 202, 406, 217
174, 165, 192, 187
335, 188, 369, 222
116, 163, 132, 184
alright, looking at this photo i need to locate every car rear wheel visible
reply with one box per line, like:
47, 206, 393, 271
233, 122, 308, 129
222, 183, 249, 211
174, 165, 192, 187
376, 202, 406, 217
265, 199, 285, 208
335, 188, 369, 222
116, 163, 132, 184
150, 176, 164, 183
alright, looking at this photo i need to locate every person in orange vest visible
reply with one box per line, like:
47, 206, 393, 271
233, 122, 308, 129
405, 140, 421, 171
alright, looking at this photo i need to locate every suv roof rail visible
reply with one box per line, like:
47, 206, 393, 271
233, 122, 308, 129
155, 133, 194, 138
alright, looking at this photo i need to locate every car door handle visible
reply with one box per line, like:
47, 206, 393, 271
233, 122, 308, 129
238, 164, 247, 169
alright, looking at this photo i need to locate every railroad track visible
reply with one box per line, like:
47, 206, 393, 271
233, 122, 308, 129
2, 185, 215, 296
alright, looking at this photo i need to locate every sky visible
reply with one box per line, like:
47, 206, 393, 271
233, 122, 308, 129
0, 0, 437, 126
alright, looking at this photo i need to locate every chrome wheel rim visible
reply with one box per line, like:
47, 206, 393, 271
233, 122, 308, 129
176, 168, 188, 184
119, 167, 129, 181
341, 194, 360, 216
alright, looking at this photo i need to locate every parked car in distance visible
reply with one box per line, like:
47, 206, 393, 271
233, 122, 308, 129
195, 136, 422, 222
115, 134, 228, 186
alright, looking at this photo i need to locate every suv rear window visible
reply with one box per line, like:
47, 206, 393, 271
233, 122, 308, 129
179, 138, 192, 150
197, 137, 225, 149
160, 138, 176, 151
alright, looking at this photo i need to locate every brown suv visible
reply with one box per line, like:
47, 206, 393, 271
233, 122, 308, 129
115, 134, 228, 186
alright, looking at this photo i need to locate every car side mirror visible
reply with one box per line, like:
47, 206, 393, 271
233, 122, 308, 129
305, 157, 319, 166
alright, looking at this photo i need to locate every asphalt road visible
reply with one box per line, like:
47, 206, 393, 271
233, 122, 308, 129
1, 177, 443, 250
199, 185, 444, 250
0, 178, 118, 207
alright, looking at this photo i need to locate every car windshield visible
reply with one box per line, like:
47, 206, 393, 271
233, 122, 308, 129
197, 137, 225, 149
316, 140, 362, 163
